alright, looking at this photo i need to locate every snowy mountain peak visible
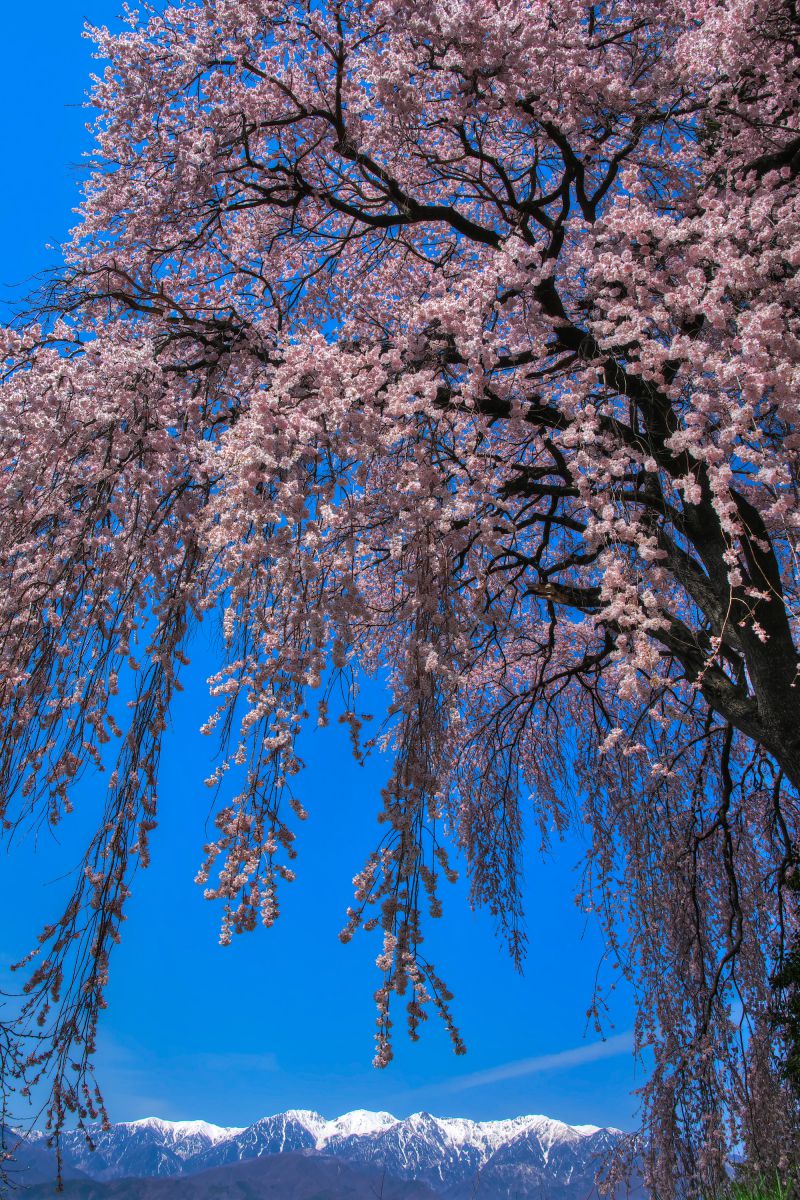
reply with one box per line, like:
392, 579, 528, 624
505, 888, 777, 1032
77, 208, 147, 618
316, 1108, 399, 1146
127, 1117, 243, 1142
254, 1108, 324, 1130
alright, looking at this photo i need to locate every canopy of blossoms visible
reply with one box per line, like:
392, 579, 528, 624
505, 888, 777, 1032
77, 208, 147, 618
1, 0, 799, 1192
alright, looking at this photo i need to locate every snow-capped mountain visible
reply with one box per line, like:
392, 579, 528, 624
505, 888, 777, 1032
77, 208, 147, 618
11, 1108, 641, 1199
52, 1116, 245, 1181
317, 1107, 399, 1145
309, 1111, 626, 1194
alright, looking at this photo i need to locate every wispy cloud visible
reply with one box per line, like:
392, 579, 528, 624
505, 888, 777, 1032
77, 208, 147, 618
443, 1031, 635, 1092
96, 1034, 279, 1078
190, 1051, 279, 1074
79, 1033, 282, 1122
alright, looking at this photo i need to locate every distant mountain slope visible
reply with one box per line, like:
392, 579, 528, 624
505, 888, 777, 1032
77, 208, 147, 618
19, 1152, 439, 1200
2, 1125, 89, 1188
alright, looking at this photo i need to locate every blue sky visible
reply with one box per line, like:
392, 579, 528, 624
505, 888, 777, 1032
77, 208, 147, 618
0, 1, 639, 1133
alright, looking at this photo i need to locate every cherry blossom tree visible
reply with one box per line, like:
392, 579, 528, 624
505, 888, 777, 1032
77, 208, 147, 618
1, 0, 799, 1192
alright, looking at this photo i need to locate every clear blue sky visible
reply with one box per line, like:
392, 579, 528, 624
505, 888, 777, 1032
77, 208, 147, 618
0, 1, 639, 1133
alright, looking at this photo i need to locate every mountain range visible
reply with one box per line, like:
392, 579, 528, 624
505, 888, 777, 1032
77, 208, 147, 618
4, 1108, 642, 1199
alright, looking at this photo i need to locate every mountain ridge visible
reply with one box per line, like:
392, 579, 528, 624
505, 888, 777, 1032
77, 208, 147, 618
8, 1107, 640, 1199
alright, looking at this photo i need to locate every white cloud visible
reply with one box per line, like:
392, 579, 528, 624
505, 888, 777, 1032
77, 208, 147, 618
444, 1031, 635, 1092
